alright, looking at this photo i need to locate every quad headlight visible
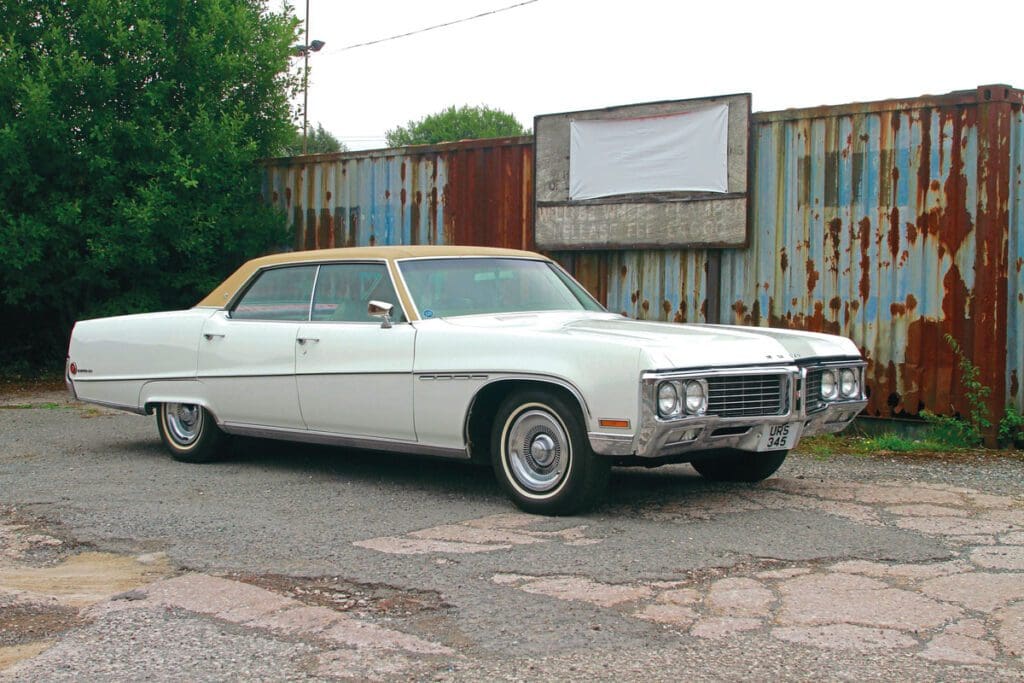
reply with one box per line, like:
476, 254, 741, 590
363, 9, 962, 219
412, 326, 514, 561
839, 368, 859, 398
684, 380, 708, 415
658, 382, 681, 417
658, 380, 708, 418
820, 369, 839, 400
820, 366, 860, 401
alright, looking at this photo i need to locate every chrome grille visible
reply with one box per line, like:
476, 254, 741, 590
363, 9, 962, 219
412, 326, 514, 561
804, 369, 826, 414
706, 374, 786, 418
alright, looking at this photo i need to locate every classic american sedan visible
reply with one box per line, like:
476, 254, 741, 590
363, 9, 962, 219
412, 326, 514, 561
66, 246, 867, 514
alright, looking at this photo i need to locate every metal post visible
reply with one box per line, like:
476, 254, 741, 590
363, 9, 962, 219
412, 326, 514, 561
302, 0, 310, 155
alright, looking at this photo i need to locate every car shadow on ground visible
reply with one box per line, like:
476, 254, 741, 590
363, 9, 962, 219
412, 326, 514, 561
107, 435, 735, 513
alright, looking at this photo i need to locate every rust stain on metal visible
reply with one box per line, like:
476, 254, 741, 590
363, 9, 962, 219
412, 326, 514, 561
857, 217, 871, 302
806, 259, 819, 294
888, 208, 901, 259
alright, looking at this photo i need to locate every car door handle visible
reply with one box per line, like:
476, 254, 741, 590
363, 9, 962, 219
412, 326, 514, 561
296, 337, 320, 345
203, 333, 226, 340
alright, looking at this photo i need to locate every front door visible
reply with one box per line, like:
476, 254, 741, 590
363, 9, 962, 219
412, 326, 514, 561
295, 262, 416, 441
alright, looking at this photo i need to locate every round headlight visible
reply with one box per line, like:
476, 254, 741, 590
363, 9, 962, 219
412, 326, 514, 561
820, 370, 838, 400
684, 380, 708, 415
839, 368, 858, 398
658, 382, 680, 417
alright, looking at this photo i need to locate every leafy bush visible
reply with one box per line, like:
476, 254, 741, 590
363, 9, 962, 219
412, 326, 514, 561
921, 334, 991, 449
0, 0, 300, 371
385, 105, 528, 147
998, 408, 1024, 447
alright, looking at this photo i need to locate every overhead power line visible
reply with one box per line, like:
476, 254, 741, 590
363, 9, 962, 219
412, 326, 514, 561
326, 0, 539, 53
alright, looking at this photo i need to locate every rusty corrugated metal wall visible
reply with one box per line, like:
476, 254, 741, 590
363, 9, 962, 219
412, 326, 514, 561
261, 137, 533, 251
261, 85, 1023, 423
551, 250, 712, 322
721, 86, 1022, 422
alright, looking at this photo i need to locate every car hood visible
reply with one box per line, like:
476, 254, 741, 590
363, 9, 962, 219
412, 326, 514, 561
437, 311, 861, 369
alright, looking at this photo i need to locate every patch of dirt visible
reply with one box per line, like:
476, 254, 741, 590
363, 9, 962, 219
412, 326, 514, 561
230, 573, 449, 617
0, 379, 69, 407
0, 599, 82, 647
0, 505, 84, 567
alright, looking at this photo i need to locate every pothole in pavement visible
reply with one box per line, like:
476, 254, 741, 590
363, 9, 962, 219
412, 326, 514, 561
228, 572, 450, 617
0, 598, 83, 647
0, 505, 178, 671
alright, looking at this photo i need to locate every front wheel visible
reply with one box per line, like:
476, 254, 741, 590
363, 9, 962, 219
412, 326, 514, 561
491, 390, 610, 515
156, 402, 227, 463
690, 449, 788, 482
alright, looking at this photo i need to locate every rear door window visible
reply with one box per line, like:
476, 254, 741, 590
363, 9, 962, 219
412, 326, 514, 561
231, 266, 317, 321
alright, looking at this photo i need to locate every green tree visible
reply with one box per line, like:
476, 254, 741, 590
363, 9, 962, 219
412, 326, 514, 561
282, 122, 347, 155
385, 105, 528, 147
0, 0, 300, 370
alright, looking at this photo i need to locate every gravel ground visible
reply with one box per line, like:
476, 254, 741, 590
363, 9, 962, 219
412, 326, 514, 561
1, 389, 1023, 681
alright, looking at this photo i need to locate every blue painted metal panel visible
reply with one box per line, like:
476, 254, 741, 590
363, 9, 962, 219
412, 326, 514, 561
1008, 106, 1024, 411
721, 100, 984, 418
261, 138, 533, 252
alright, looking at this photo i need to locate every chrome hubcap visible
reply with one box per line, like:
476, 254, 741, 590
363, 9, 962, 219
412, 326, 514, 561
506, 408, 569, 493
165, 403, 202, 446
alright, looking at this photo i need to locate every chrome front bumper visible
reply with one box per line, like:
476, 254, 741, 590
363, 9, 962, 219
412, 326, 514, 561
589, 362, 867, 458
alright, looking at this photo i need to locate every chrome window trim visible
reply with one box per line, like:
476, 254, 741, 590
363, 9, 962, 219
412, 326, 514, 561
225, 259, 410, 324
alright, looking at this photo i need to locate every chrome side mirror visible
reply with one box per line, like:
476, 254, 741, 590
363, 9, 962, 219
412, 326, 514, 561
367, 300, 394, 329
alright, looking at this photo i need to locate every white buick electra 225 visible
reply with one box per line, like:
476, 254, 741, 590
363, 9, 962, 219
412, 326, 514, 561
66, 246, 867, 514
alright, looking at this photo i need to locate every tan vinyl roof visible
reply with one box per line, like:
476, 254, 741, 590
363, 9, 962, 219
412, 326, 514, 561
195, 245, 547, 311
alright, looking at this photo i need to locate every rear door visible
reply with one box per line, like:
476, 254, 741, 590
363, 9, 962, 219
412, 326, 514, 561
197, 265, 315, 430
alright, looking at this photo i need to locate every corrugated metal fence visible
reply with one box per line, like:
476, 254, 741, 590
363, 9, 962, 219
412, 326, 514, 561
261, 85, 1024, 425
262, 136, 533, 251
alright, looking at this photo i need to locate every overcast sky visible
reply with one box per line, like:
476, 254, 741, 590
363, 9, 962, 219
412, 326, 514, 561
288, 0, 1020, 151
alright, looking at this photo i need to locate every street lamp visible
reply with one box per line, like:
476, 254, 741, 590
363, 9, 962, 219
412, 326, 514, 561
295, 0, 325, 155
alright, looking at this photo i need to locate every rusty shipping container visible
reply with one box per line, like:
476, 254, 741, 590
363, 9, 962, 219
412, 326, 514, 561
261, 85, 1024, 425
261, 137, 534, 252
721, 85, 1023, 424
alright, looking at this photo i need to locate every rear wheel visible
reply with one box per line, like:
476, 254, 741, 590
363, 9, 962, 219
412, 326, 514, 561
156, 402, 227, 463
491, 390, 610, 515
690, 449, 788, 482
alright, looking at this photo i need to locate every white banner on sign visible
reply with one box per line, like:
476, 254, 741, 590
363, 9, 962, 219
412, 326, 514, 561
569, 104, 729, 200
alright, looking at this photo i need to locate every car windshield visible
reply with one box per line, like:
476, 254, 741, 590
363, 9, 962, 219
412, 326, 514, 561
398, 257, 605, 319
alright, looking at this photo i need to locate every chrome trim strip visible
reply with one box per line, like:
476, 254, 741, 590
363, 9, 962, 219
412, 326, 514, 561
307, 264, 322, 321
588, 433, 634, 456
74, 397, 147, 415
66, 375, 195, 383
220, 422, 469, 460
418, 374, 489, 381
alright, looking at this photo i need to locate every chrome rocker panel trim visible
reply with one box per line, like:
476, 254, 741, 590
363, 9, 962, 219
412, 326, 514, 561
220, 422, 470, 460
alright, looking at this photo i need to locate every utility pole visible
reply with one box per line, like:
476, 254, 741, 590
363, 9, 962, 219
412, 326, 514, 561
302, 0, 310, 155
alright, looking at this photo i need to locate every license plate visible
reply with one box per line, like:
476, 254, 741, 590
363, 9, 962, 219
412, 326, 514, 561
757, 422, 801, 451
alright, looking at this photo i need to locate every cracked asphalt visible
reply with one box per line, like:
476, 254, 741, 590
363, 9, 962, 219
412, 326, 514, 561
2, 387, 1024, 681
